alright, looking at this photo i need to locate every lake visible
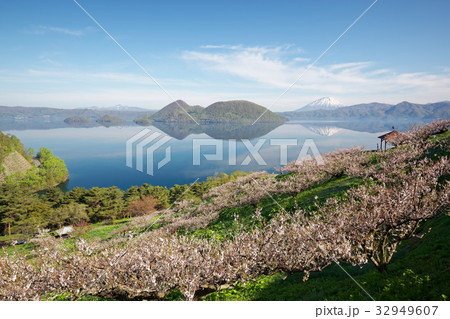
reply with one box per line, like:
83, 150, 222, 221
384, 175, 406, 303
3, 119, 426, 190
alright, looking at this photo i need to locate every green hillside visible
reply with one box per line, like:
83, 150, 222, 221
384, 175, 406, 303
150, 100, 204, 123
0, 151, 33, 184
205, 100, 286, 123
0, 131, 33, 184
0, 131, 68, 191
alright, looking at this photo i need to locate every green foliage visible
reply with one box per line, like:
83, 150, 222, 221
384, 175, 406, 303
0, 131, 31, 164
47, 203, 88, 229
134, 184, 170, 208
4, 147, 68, 191
0, 183, 41, 236
63, 187, 89, 204
83, 187, 125, 222
169, 184, 192, 203
40, 187, 64, 207
11, 201, 52, 235
37, 147, 69, 186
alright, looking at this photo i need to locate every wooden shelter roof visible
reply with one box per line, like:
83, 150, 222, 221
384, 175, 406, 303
377, 130, 404, 141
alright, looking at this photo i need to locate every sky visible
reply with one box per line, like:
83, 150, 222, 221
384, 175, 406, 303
0, 0, 449, 111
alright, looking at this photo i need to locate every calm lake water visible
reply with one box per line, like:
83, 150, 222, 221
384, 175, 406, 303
3, 119, 425, 190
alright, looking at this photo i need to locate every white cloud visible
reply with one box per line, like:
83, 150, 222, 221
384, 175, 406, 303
183, 45, 450, 109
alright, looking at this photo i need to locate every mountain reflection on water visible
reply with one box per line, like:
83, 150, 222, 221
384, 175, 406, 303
151, 122, 285, 140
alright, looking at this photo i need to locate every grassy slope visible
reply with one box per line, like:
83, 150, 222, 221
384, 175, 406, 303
0, 151, 33, 184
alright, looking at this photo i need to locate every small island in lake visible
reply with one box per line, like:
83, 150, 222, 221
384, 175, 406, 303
64, 116, 92, 125
96, 114, 126, 127
134, 114, 152, 126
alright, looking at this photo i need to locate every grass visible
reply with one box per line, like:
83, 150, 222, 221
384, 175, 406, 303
1, 242, 36, 256
82, 218, 131, 241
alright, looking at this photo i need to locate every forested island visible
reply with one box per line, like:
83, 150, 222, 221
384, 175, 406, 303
133, 114, 152, 126
64, 116, 92, 125
96, 114, 126, 126
139, 100, 287, 124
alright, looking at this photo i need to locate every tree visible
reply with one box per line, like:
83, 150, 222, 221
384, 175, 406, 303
0, 184, 37, 236
125, 196, 159, 218
84, 187, 125, 222
37, 148, 68, 187
63, 187, 89, 205
41, 187, 64, 207
48, 203, 88, 229
124, 186, 140, 203
169, 184, 191, 203
11, 201, 52, 235
138, 184, 169, 208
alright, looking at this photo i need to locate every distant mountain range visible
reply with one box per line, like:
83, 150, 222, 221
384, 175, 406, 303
282, 100, 450, 119
80, 104, 147, 112
296, 97, 344, 112
1, 98, 449, 131
0, 105, 152, 130
147, 100, 287, 124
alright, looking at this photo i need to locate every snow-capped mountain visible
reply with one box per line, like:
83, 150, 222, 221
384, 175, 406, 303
296, 97, 345, 112
304, 125, 343, 136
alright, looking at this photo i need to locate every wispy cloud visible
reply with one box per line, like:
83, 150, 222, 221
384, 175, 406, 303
30, 25, 89, 36
20, 69, 201, 88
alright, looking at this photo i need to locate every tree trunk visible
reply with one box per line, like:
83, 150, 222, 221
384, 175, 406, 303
375, 262, 388, 273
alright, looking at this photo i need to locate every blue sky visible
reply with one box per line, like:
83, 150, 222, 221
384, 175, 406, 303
0, 0, 449, 110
